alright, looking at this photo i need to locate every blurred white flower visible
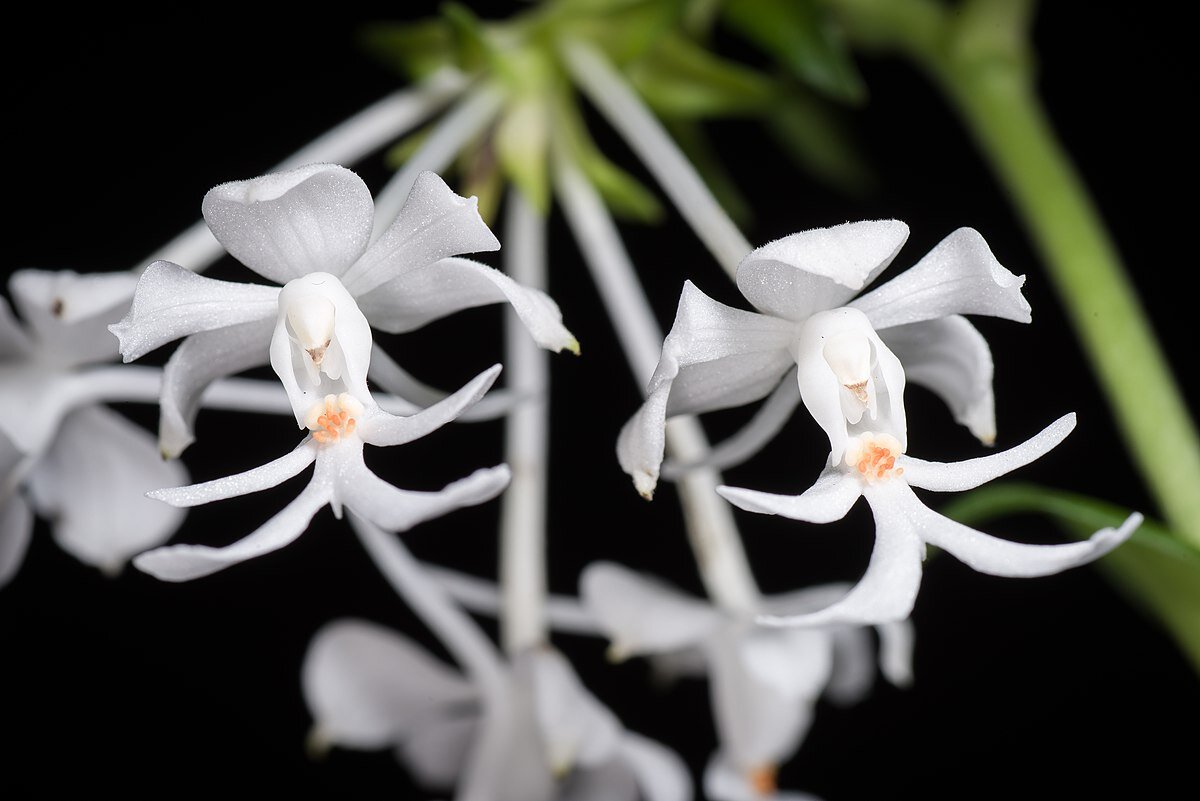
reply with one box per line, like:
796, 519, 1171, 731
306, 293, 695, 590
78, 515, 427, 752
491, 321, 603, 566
581, 562, 911, 800
619, 221, 1030, 498
719, 414, 1140, 626
0, 270, 186, 585
303, 619, 692, 801
110, 163, 577, 457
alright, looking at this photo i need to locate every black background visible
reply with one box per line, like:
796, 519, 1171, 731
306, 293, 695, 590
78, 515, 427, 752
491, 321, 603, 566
4, 6, 1197, 800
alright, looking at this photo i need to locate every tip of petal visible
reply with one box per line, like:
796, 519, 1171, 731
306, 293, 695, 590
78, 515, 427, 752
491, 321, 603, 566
565, 337, 581, 356
633, 472, 656, 501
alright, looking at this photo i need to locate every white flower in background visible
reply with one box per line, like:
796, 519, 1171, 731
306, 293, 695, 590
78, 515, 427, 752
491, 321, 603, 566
619, 221, 1029, 499
110, 163, 577, 457
582, 562, 912, 801
718, 414, 1140, 626
0, 270, 186, 585
303, 619, 692, 801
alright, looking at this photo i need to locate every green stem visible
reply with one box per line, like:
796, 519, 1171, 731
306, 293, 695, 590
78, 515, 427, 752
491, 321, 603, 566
830, 0, 1200, 548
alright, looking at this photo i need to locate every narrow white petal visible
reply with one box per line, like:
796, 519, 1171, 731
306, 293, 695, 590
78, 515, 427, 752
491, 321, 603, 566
202, 163, 374, 284
358, 365, 502, 447
851, 227, 1032, 329
877, 618, 915, 688
26, 406, 187, 573
301, 618, 476, 750
718, 469, 862, 524
618, 733, 693, 801
368, 345, 516, 421
426, 565, 603, 636
580, 561, 723, 658
133, 480, 329, 581
109, 261, 279, 362
338, 464, 510, 533
901, 413, 1076, 493
148, 440, 316, 507
736, 220, 910, 321
9, 269, 139, 366
341, 171, 500, 297
356, 257, 578, 353
879, 315, 996, 444
159, 319, 275, 458
0, 493, 33, 588
825, 627, 875, 705
521, 648, 623, 770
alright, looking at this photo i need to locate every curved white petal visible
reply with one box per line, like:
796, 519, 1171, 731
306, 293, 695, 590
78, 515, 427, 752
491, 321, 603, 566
359, 364, 502, 447
341, 171, 500, 297
398, 715, 478, 790
368, 345, 516, 421
202, 164, 374, 284
134, 480, 329, 582
148, 440, 316, 507
877, 619, 915, 688
718, 469, 862, 524
159, 318, 275, 458
521, 648, 623, 771
337, 464, 510, 533
851, 227, 1032, 329
618, 733, 693, 801
758, 482, 926, 627
901, 413, 1076, 493
879, 315, 996, 444
661, 369, 801, 479
0, 493, 33, 588
617, 281, 794, 497
736, 220, 910, 322
109, 261, 279, 362
357, 257, 578, 353
25, 406, 187, 574
9, 269, 139, 366
580, 561, 722, 659
302, 618, 477, 751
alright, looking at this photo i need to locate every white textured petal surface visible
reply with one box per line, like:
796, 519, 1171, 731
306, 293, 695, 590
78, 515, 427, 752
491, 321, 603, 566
617, 281, 794, 497
522, 648, 623, 771
0, 493, 33, 588
302, 618, 476, 750
149, 441, 316, 507
901, 414, 1076, 493
159, 318, 275, 458
109, 261, 279, 362
718, 469, 862, 524
357, 257, 578, 353
359, 364, 501, 447
368, 345, 517, 421
341, 171, 500, 296
851, 228, 1031, 329
580, 561, 722, 658
337, 464, 510, 533
9, 269, 139, 366
134, 481, 329, 581
879, 315, 996, 444
26, 406, 187, 574
618, 733, 693, 801
202, 164, 374, 284
736, 220, 910, 321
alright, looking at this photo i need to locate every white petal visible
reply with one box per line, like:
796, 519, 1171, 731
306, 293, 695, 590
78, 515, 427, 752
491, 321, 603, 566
851, 227, 1032, 329
918, 493, 1139, 577
879, 315, 996, 444
148, 440, 316, 507
520, 648, 623, 771
705, 756, 824, 801
340, 171, 500, 297
618, 733, 693, 801
717, 469, 862, 524
0, 363, 79, 456
337, 464, 510, 533
159, 319, 275, 458
661, 368, 801, 479
202, 164, 374, 284
302, 618, 476, 750
9, 269, 139, 366
901, 413, 1076, 493
736, 220, 910, 321
359, 364, 502, 447
109, 261, 279, 362
877, 618, 915, 688
559, 759, 640, 801
356, 257, 578, 353
617, 281, 794, 497
133, 481, 329, 582
757, 482, 926, 627
456, 682, 556, 801
398, 715, 478, 790
824, 627, 875, 705
0, 296, 33, 359
369, 345, 517, 422
25, 406, 187, 574
580, 561, 723, 658
0, 493, 33, 588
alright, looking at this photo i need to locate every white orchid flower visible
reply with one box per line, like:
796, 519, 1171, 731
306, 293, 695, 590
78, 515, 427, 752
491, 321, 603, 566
619, 221, 1029, 498
0, 271, 186, 584
303, 619, 692, 801
110, 163, 577, 457
718, 414, 1140, 626
581, 562, 911, 801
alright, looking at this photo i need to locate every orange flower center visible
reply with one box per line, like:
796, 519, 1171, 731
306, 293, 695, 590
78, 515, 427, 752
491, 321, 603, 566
748, 764, 778, 796
845, 432, 904, 483
305, 393, 363, 444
